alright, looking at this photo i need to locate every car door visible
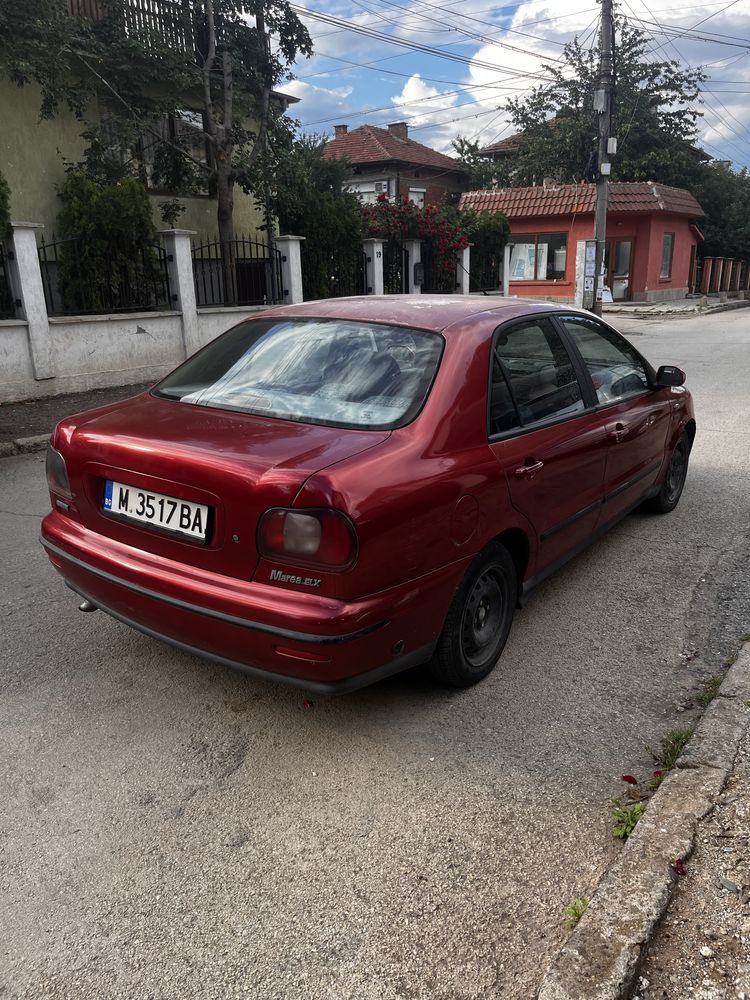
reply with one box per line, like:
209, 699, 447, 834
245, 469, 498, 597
555, 313, 671, 525
487, 315, 608, 577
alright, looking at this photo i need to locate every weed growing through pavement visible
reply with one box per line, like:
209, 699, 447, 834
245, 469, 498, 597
739, 632, 750, 642
695, 674, 723, 707
564, 897, 588, 930
649, 728, 692, 771
612, 801, 645, 840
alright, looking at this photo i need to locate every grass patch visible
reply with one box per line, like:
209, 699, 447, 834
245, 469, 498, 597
649, 728, 692, 771
564, 897, 589, 930
739, 632, 750, 642
612, 801, 645, 840
695, 674, 724, 707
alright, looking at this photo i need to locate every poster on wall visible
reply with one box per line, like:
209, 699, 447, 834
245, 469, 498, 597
510, 243, 548, 280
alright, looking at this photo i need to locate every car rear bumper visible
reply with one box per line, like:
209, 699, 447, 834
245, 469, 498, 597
41, 512, 467, 692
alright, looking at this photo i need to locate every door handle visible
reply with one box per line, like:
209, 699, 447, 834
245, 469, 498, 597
514, 459, 544, 479
607, 420, 630, 442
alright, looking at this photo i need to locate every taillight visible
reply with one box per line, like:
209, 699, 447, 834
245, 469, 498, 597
46, 443, 72, 497
258, 508, 357, 570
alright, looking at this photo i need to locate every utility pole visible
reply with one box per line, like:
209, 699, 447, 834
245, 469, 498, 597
591, 0, 614, 316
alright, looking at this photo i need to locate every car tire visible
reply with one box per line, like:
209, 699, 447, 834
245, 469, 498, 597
644, 430, 690, 514
429, 542, 516, 688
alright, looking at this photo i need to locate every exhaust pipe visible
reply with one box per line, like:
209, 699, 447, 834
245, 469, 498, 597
78, 599, 98, 613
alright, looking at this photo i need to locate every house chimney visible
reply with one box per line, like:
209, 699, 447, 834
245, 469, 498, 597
334, 124, 348, 139
388, 122, 408, 141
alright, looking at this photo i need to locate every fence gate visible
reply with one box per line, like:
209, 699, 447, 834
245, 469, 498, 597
470, 249, 503, 293
383, 240, 409, 294
420, 241, 458, 294
300, 244, 367, 300
192, 236, 283, 307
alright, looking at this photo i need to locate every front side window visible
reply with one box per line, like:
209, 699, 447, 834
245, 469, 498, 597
560, 315, 649, 404
492, 318, 584, 428
508, 234, 567, 281
154, 318, 443, 430
660, 233, 674, 279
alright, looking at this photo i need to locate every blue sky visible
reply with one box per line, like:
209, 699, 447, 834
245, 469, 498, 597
278, 0, 750, 168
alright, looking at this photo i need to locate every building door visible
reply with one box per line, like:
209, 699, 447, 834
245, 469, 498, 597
605, 239, 633, 301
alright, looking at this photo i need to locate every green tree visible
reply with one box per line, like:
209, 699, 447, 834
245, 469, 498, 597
693, 161, 750, 259
0, 0, 313, 299
271, 135, 364, 299
451, 136, 513, 190
503, 17, 705, 187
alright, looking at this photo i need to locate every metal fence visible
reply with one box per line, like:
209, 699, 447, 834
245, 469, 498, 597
38, 236, 172, 316
470, 250, 503, 293
192, 236, 283, 308
421, 241, 458, 294
301, 244, 367, 300
383, 240, 410, 294
0, 244, 15, 319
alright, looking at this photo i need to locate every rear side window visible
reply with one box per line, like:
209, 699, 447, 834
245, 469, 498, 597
559, 315, 649, 404
492, 318, 584, 429
154, 318, 443, 430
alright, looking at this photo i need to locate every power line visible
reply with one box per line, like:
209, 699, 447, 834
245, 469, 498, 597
290, 5, 567, 75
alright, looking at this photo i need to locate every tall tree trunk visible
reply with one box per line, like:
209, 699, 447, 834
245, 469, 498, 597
216, 150, 236, 305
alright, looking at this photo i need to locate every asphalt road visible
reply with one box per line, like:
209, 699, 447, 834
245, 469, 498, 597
1, 310, 749, 1000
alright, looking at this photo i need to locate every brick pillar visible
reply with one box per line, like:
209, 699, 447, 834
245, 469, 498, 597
274, 235, 305, 304
731, 260, 741, 291
700, 257, 713, 294
711, 258, 723, 293
362, 239, 384, 295
7, 222, 53, 381
159, 229, 200, 358
721, 259, 732, 292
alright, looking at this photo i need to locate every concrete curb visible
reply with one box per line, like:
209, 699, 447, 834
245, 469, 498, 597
536, 646, 750, 1000
0, 434, 49, 458
606, 299, 750, 320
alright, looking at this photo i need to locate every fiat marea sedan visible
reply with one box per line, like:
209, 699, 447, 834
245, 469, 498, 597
41, 297, 694, 692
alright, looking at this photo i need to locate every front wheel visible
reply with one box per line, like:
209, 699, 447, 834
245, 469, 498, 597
429, 542, 516, 688
644, 431, 690, 514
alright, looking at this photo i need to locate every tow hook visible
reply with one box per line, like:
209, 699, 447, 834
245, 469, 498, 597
78, 599, 98, 613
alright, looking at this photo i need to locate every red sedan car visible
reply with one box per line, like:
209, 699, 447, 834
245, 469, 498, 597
41, 297, 694, 692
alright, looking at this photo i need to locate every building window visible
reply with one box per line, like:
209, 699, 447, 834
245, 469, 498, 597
660, 233, 674, 279
408, 188, 426, 208
508, 234, 567, 281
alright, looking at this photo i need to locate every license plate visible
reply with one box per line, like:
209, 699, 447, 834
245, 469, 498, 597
103, 480, 209, 541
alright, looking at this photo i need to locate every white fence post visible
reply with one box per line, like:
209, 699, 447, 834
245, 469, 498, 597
160, 229, 200, 358
457, 245, 471, 295
404, 239, 421, 293
8, 222, 54, 381
274, 235, 305, 304
362, 238, 384, 295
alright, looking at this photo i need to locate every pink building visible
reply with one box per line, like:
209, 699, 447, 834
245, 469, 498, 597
461, 182, 705, 303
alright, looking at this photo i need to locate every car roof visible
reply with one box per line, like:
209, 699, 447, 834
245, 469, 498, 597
254, 295, 570, 334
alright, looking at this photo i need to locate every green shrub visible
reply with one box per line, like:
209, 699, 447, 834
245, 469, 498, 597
0, 168, 11, 239
56, 172, 160, 313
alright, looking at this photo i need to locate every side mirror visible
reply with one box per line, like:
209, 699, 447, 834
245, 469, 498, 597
655, 364, 686, 387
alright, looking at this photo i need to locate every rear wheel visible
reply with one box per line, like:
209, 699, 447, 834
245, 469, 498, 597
644, 431, 690, 514
429, 542, 516, 688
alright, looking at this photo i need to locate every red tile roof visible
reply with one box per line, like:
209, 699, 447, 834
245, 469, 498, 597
324, 124, 464, 172
460, 182, 705, 218
477, 130, 524, 156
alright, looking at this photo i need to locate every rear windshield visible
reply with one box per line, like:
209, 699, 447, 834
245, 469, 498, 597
153, 317, 444, 430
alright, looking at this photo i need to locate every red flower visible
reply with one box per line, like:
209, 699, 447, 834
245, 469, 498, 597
671, 858, 686, 876
621, 775, 638, 785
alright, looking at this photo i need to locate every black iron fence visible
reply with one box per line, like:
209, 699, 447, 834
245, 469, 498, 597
192, 236, 283, 308
0, 244, 15, 319
301, 244, 367, 300
383, 240, 410, 294
38, 236, 172, 316
470, 249, 503, 293
421, 241, 458, 294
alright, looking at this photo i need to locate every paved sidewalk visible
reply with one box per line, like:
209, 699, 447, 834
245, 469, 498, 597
0, 382, 150, 451
634, 729, 750, 1000
603, 295, 750, 318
